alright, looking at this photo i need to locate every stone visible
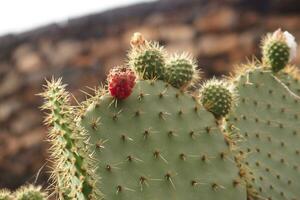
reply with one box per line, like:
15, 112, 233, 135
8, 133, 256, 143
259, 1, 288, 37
197, 34, 239, 56
0, 98, 22, 123
10, 110, 41, 135
0, 71, 22, 97
158, 24, 195, 42
194, 7, 237, 32
13, 44, 44, 73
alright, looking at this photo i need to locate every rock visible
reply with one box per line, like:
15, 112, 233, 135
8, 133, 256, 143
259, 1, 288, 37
159, 24, 195, 42
42, 40, 82, 67
0, 98, 22, 123
10, 109, 41, 135
13, 44, 44, 73
265, 15, 300, 31
197, 34, 239, 56
0, 71, 22, 97
194, 7, 237, 32
90, 37, 122, 59
165, 41, 197, 55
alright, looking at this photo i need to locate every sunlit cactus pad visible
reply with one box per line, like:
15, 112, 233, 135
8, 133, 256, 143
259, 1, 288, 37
80, 80, 246, 200
277, 66, 300, 96
227, 68, 300, 200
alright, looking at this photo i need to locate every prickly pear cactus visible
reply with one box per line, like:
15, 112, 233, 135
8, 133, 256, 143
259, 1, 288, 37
40, 79, 95, 199
14, 185, 47, 200
79, 79, 246, 200
0, 189, 12, 200
227, 67, 300, 200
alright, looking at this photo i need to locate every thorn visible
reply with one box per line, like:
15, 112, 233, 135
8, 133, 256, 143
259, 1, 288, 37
165, 172, 176, 189
116, 185, 122, 194
179, 153, 186, 160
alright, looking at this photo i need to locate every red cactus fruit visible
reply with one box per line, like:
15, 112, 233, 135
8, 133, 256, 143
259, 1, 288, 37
108, 66, 136, 99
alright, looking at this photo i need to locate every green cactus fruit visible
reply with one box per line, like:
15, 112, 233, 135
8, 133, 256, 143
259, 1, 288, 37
262, 29, 297, 73
263, 40, 289, 72
14, 185, 47, 200
79, 80, 246, 200
128, 41, 166, 80
40, 78, 95, 200
200, 78, 237, 119
165, 54, 198, 89
0, 189, 12, 200
226, 67, 300, 200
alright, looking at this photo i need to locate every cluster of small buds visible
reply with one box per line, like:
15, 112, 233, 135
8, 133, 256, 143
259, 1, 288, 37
108, 66, 136, 100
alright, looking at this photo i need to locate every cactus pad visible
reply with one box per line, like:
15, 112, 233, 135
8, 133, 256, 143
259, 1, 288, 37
14, 185, 47, 200
227, 68, 300, 200
277, 66, 300, 96
0, 189, 12, 200
80, 80, 246, 200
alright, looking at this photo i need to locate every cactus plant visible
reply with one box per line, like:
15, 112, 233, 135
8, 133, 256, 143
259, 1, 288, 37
14, 185, 47, 200
78, 78, 246, 200
226, 65, 300, 199
40, 78, 96, 199
0, 189, 12, 200
36, 30, 300, 200
0, 185, 47, 200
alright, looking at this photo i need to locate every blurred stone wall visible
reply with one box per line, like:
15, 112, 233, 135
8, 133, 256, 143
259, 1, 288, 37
1, 0, 300, 189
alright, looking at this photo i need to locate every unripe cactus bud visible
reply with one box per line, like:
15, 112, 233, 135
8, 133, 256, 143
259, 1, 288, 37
128, 33, 166, 80
262, 29, 297, 73
165, 53, 199, 89
108, 66, 136, 99
200, 78, 237, 118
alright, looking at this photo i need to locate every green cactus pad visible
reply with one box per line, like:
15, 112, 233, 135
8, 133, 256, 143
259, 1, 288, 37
0, 189, 12, 200
263, 40, 290, 73
227, 68, 300, 200
277, 66, 300, 96
14, 185, 47, 200
40, 78, 94, 200
200, 79, 236, 119
128, 42, 166, 80
165, 55, 197, 88
80, 80, 246, 200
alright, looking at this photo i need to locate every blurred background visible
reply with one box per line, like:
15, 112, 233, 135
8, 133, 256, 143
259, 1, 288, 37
1, 0, 300, 190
